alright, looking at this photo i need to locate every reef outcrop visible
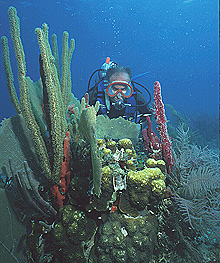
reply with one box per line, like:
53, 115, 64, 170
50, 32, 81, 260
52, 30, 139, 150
0, 6, 171, 263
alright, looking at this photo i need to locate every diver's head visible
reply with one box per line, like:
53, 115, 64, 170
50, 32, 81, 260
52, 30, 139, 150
105, 66, 133, 110
106, 66, 132, 83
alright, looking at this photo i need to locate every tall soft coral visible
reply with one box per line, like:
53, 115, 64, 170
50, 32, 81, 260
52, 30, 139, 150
153, 81, 174, 173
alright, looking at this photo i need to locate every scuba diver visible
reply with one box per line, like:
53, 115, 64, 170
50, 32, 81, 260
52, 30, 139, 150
87, 57, 152, 129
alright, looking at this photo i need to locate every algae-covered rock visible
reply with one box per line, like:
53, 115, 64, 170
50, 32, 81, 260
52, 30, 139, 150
53, 205, 97, 262
93, 210, 157, 263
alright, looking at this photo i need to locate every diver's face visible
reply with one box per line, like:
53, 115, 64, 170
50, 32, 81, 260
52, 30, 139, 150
109, 73, 131, 101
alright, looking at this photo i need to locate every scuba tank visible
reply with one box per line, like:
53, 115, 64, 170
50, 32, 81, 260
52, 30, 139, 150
98, 57, 117, 79
87, 57, 117, 92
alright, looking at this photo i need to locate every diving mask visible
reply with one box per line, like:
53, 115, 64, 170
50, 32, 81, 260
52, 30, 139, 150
106, 81, 133, 98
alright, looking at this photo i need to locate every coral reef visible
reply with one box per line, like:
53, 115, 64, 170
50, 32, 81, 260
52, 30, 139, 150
53, 205, 97, 263
2, 6, 219, 263
119, 167, 166, 217
93, 210, 157, 263
153, 124, 220, 262
171, 124, 220, 239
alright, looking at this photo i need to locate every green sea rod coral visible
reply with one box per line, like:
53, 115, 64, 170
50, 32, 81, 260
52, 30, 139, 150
1, 6, 75, 184
78, 106, 102, 197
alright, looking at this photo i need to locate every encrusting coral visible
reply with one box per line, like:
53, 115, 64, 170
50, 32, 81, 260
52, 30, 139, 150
53, 205, 97, 263
94, 210, 158, 263
119, 167, 166, 217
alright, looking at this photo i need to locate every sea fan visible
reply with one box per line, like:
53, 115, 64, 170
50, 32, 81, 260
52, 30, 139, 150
175, 194, 220, 241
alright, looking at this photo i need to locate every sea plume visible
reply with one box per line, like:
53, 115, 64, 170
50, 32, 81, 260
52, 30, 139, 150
169, 123, 220, 243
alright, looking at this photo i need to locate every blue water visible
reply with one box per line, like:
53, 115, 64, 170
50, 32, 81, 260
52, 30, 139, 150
0, 0, 218, 123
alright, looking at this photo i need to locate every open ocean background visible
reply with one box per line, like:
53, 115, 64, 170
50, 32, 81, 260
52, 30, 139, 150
0, 0, 219, 147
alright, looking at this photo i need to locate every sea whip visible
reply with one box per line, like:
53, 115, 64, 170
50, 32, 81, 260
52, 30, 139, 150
153, 81, 174, 173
